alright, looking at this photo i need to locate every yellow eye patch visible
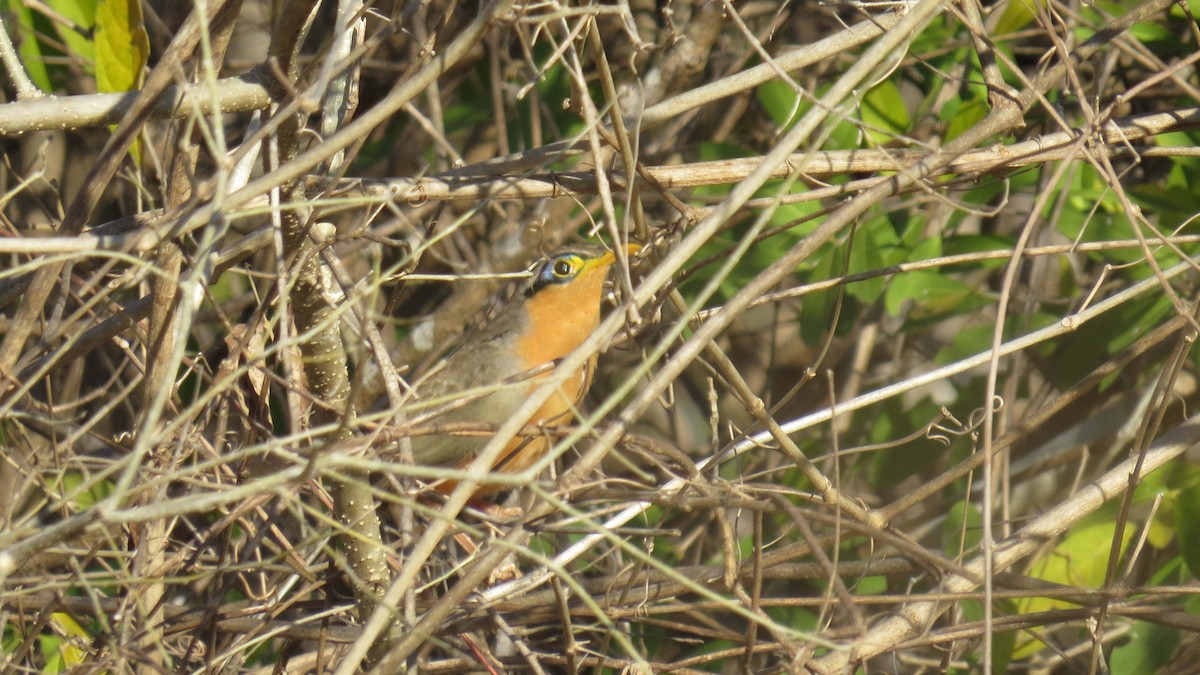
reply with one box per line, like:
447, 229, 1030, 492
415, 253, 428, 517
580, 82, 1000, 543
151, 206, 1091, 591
552, 256, 582, 278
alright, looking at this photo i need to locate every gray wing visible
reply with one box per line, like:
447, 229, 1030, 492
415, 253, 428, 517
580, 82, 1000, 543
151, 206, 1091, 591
407, 339, 526, 465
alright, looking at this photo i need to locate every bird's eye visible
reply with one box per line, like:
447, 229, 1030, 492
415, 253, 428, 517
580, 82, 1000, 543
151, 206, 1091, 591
553, 258, 575, 277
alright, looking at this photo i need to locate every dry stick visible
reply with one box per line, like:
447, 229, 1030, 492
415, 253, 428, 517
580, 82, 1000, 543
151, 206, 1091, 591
724, 0, 1182, 442
879, 313, 1189, 523
586, 19, 649, 248
0, 0, 240, 376
655, 307, 811, 665
372, 22, 679, 675
1092, 121, 1200, 337
774, 495, 868, 632
818, 412, 1200, 670
432, 11, 900, 178
319, 0, 365, 173
559, 15, 621, 252
957, 0, 1018, 110
1, 0, 506, 661
682, 281, 873, 521
976, 134, 1082, 673
727, 234, 1200, 315
752, 258, 1192, 464
619, 0, 731, 168
5, 219, 1191, 485
7, 201, 415, 387
265, 0, 397, 660
977, 2, 1188, 667
0, 456, 310, 583
0, 0, 516, 314
369, 524, 533, 673
334, 105, 1200, 203
135, 6, 246, 661
485, 0, 1177, 625
490, 439, 998, 647
0, 135, 1191, 377
106, 3, 251, 518
490, 572, 1198, 628
1099, 4, 1200, 105
675, 293, 872, 648
0, 12, 41, 100
805, 0, 1185, 666
0, 71, 271, 135
3, 593, 359, 643
1088, 301, 1200, 672
133, 0, 521, 258
6, 105, 1198, 259
891, 598, 1199, 650
2, 0, 1171, 658
476, 0, 953, 606
351, 2, 954, 668
328, 2, 523, 669
485, 557, 921, 617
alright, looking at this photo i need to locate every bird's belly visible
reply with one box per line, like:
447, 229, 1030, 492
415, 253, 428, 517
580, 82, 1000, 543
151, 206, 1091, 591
428, 363, 591, 495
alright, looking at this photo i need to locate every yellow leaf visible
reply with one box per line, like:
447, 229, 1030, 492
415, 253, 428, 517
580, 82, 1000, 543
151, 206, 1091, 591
95, 0, 148, 92
1012, 519, 1133, 658
995, 0, 1047, 35
50, 612, 89, 666
95, 0, 149, 163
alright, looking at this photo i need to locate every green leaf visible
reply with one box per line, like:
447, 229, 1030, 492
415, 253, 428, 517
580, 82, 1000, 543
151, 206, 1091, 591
94, 0, 149, 163
47, 0, 98, 68
943, 499, 982, 557
853, 576, 888, 595
94, 0, 148, 94
884, 269, 983, 320
757, 179, 823, 232
941, 234, 1012, 271
757, 79, 803, 129
49, 613, 89, 667
895, 214, 931, 251
1109, 621, 1180, 673
1046, 295, 1170, 387
759, 80, 862, 149
1165, 150, 1200, 190
1021, 518, 1132, 614
955, 599, 1017, 673
1128, 18, 1173, 43
1106, 294, 1172, 353
699, 141, 756, 162
995, 0, 1046, 35
799, 246, 843, 345
1175, 478, 1200, 578
945, 97, 989, 142
846, 218, 900, 304
861, 80, 910, 145
867, 398, 946, 488
59, 471, 113, 510
1129, 182, 1200, 219
1013, 517, 1133, 659
934, 312, 1053, 365
1132, 460, 1189, 551
443, 101, 490, 134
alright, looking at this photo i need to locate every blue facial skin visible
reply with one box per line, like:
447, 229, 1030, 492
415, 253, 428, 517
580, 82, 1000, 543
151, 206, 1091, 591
529, 253, 584, 294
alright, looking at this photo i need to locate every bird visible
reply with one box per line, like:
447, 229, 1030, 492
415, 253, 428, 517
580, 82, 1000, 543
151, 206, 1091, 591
405, 242, 640, 496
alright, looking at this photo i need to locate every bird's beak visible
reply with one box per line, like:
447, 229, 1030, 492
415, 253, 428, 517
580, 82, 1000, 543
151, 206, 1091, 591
590, 243, 642, 270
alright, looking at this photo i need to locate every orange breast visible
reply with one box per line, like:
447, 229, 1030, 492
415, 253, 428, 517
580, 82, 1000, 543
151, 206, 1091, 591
432, 264, 609, 495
